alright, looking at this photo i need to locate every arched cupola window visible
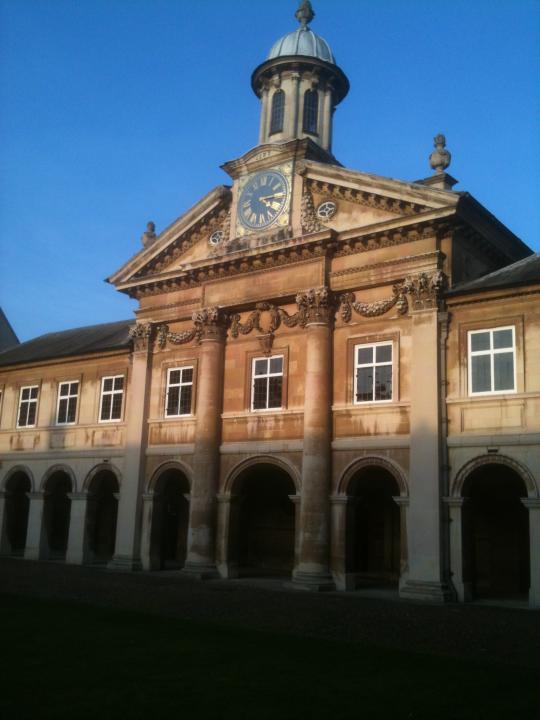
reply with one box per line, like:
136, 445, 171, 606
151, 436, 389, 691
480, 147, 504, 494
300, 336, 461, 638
269, 90, 285, 134
302, 89, 319, 135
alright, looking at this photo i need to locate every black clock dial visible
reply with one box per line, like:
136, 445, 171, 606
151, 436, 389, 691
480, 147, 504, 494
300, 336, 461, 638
238, 170, 289, 230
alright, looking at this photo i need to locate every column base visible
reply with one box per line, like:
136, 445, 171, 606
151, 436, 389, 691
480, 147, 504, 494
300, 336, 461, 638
288, 570, 336, 592
399, 579, 455, 603
182, 562, 219, 580
107, 555, 142, 572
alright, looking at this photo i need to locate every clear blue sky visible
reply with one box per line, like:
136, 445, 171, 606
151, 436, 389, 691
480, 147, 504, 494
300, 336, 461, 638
1, 0, 539, 342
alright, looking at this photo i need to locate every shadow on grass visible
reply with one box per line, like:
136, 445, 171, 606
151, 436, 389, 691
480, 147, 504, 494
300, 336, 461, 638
0, 593, 537, 720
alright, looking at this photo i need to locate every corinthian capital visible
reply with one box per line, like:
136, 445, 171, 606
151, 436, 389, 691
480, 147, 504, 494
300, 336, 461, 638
128, 322, 153, 351
192, 306, 228, 341
296, 286, 333, 326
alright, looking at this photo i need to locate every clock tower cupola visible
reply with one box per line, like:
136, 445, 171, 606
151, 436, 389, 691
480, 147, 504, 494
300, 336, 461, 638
252, 1, 349, 153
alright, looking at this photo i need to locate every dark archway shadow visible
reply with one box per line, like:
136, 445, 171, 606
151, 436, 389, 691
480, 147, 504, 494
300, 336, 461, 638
150, 469, 190, 570
463, 465, 529, 600
43, 472, 72, 560
5, 472, 31, 555
229, 463, 296, 578
87, 470, 119, 564
346, 467, 401, 589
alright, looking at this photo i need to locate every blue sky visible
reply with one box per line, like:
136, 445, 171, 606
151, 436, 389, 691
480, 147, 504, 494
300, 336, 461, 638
1, 0, 539, 342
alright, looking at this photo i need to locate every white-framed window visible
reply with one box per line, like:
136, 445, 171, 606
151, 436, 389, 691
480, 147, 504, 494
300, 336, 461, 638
251, 355, 283, 411
17, 385, 39, 428
99, 375, 124, 422
165, 366, 193, 417
56, 381, 79, 425
468, 326, 516, 395
354, 342, 393, 403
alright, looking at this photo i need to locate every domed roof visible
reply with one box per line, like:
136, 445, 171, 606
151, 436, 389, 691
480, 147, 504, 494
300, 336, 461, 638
268, 27, 335, 64
268, 1, 335, 65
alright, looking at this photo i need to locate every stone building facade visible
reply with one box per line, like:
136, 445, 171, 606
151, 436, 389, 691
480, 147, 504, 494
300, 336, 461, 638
1, 2, 539, 606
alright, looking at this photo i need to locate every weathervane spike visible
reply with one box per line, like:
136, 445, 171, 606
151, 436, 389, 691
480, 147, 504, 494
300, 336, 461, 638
295, 0, 315, 29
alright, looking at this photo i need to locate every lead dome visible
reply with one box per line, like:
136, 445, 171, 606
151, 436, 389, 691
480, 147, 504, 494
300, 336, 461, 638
268, 0, 335, 64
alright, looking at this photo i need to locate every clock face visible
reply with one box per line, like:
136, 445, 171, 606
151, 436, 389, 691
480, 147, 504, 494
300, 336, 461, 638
238, 170, 289, 230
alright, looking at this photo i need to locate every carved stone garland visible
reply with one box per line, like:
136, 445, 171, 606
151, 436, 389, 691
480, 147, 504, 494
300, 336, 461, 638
301, 186, 323, 235
339, 270, 446, 322
156, 307, 227, 349
230, 287, 333, 353
128, 322, 153, 351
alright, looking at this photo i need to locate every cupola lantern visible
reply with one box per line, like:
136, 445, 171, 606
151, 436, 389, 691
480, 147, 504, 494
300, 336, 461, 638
251, 1, 349, 153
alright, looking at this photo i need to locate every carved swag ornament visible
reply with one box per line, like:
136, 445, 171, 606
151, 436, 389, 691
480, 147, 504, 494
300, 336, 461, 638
230, 287, 333, 352
339, 270, 446, 322
128, 322, 153, 351
156, 307, 227, 348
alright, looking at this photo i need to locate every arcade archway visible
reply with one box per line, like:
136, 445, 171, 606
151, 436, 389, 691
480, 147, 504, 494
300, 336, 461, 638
43, 470, 72, 560
150, 468, 190, 570
4, 471, 31, 555
86, 469, 119, 563
228, 463, 296, 578
462, 463, 529, 599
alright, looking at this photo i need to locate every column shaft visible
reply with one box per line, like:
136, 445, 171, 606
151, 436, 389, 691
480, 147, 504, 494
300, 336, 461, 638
522, 499, 540, 608
294, 307, 334, 590
24, 493, 46, 561
184, 322, 226, 577
66, 493, 89, 565
0, 492, 10, 555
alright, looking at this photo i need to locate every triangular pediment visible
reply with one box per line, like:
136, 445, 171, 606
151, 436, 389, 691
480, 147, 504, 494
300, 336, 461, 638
107, 185, 232, 289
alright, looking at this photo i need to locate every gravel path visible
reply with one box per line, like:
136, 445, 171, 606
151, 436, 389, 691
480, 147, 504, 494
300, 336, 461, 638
2, 558, 539, 669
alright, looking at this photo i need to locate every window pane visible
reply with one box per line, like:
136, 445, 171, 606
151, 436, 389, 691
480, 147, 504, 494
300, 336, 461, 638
59, 383, 69, 398
21, 388, 30, 401
67, 397, 77, 423
254, 359, 267, 376
375, 365, 392, 401
471, 355, 491, 393
100, 394, 112, 420
111, 393, 123, 419
357, 347, 373, 365
493, 329, 513, 349
470, 332, 490, 352
103, 378, 113, 392
182, 367, 193, 384
30, 387, 38, 399
494, 352, 514, 391
179, 385, 192, 415
302, 89, 318, 134
356, 367, 373, 402
114, 377, 124, 391
58, 398, 68, 423
18, 403, 27, 427
270, 90, 284, 134
70, 382, 79, 395
268, 376, 282, 408
166, 386, 180, 415
376, 344, 392, 363
27, 402, 37, 426
253, 377, 268, 409
269, 356, 283, 374
169, 370, 181, 385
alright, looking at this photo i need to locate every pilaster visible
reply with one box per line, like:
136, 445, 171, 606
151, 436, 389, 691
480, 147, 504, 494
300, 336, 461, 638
109, 323, 153, 571
24, 492, 47, 561
521, 498, 540, 608
0, 492, 10, 555
66, 492, 90, 565
443, 497, 470, 602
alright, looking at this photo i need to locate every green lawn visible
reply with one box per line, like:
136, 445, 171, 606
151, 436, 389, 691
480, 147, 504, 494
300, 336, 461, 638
0, 594, 537, 720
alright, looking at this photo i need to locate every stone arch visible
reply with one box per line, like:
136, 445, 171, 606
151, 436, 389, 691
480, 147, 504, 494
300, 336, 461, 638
224, 455, 301, 496
1, 465, 35, 493
337, 455, 408, 497
452, 454, 538, 499
41, 464, 76, 493
83, 463, 122, 493
147, 460, 193, 494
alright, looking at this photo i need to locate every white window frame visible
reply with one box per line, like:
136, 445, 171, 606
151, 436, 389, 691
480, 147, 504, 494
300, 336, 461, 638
251, 355, 284, 412
468, 326, 516, 396
98, 375, 125, 423
56, 380, 79, 426
17, 385, 39, 428
165, 366, 194, 418
353, 341, 393, 404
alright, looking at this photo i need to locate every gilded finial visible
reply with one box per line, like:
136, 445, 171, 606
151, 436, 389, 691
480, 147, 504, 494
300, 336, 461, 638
295, 0, 315, 29
429, 133, 451, 174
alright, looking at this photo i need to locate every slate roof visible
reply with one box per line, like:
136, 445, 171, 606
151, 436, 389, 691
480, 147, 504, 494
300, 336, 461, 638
0, 319, 133, 368
447, 253, 540, 296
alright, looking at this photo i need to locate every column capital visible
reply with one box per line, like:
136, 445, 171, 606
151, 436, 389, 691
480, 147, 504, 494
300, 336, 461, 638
296, 286, 333, 326
194, 307, 228, 342
393, 495, 410, 507
288, 494, 302, 504
329, 494, 349, 506
443, 496, 468, 507
26, 492, 45, 500
521, 498, 540, 509
67, 492, 89, 501
128, 322, 154, 352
